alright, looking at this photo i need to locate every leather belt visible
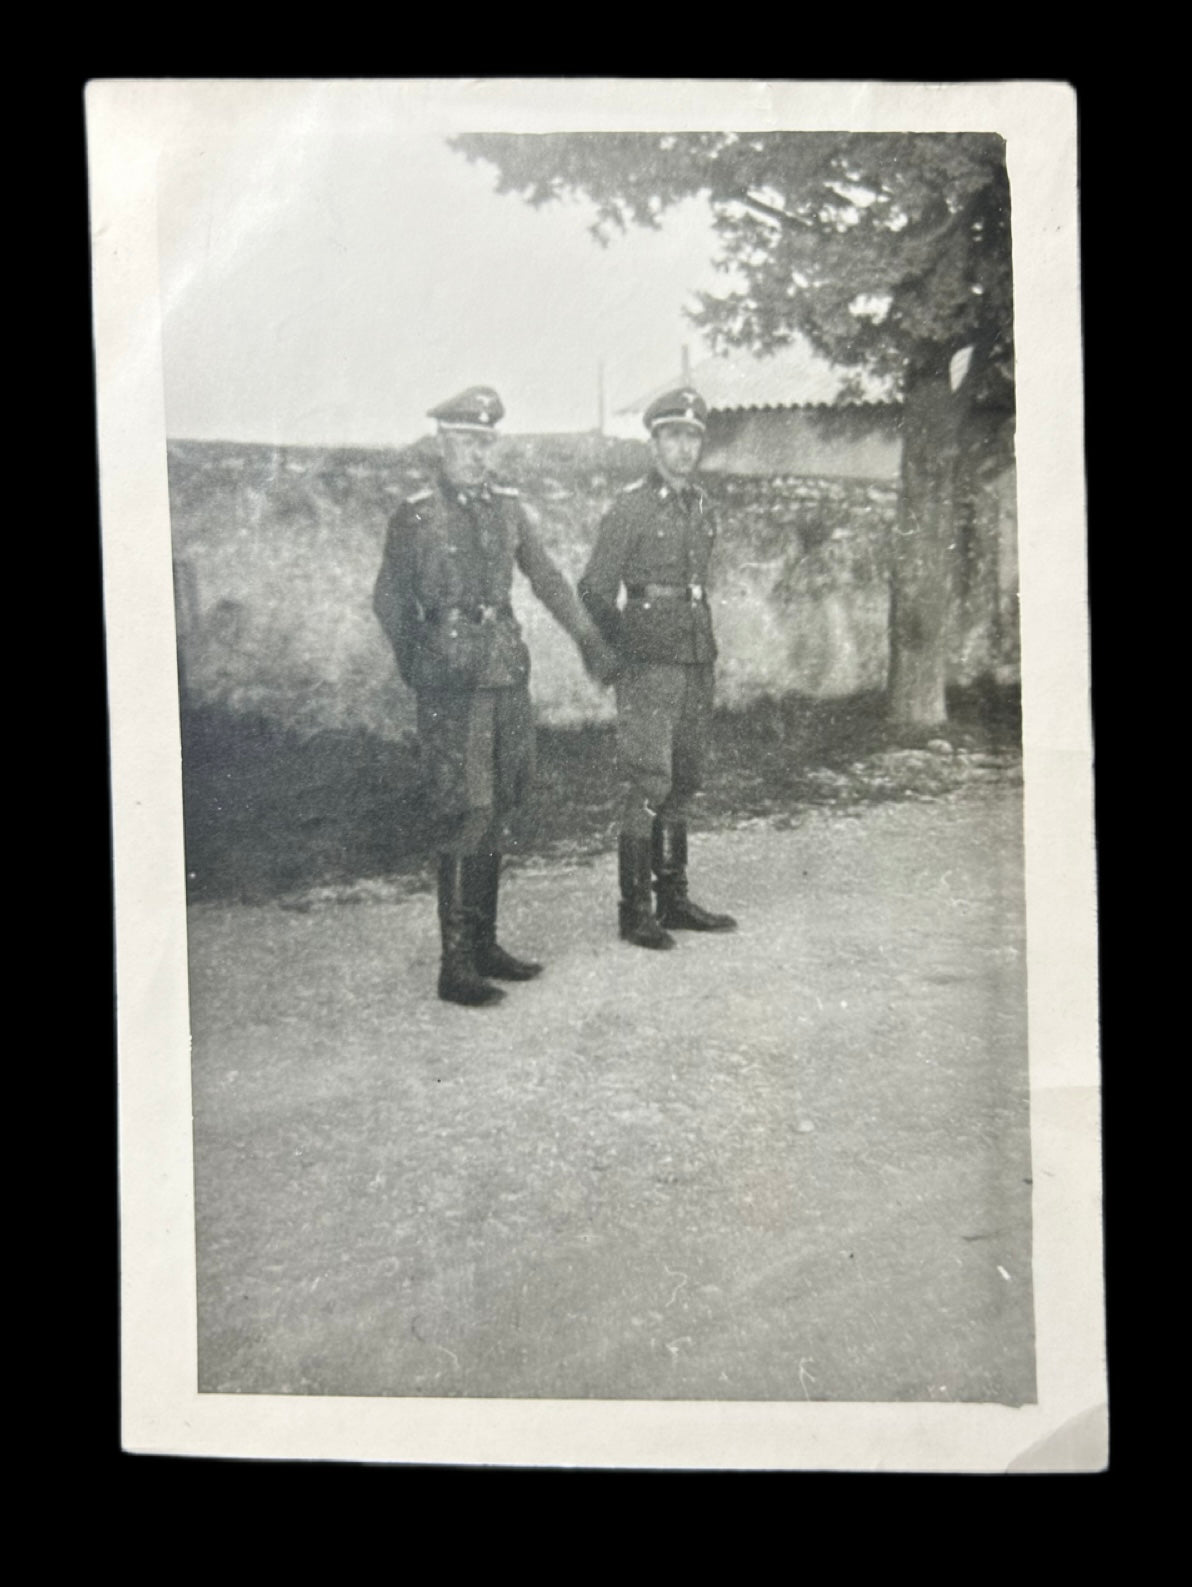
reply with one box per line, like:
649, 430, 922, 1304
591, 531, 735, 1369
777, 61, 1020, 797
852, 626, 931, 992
626, 583, 706, 603
422, 601, 513, 626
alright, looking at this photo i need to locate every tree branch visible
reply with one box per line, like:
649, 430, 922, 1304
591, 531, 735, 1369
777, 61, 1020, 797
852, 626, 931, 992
736, 190, 815, 230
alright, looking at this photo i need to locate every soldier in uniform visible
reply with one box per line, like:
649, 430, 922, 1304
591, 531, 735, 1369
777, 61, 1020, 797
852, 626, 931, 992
578, 387, 737, 949
373, 386, 618, 1007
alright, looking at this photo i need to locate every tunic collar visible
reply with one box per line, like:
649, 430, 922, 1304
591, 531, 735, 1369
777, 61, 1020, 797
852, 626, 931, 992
649, 468, 701, 508
439, 472, 493, 508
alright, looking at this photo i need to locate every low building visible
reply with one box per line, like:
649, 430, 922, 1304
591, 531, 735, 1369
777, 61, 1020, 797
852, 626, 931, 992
620, 341, 901, 481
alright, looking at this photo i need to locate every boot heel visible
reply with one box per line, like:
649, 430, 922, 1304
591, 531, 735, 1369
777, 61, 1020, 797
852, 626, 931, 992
438, 968, 505, 1007
625, 915, 676, 950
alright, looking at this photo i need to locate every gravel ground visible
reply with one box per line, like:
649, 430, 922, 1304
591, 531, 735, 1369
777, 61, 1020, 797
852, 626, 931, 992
188, 780, 1034, 1403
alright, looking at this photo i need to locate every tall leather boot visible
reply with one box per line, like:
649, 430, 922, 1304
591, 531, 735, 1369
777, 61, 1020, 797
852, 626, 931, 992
619, 833, 676, 949
467, 852, 543, 981
437, 854, 505, 1007
653, 819, 738, 932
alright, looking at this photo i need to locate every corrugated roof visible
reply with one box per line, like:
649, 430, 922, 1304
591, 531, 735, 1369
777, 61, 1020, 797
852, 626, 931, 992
618, 339, 894, 415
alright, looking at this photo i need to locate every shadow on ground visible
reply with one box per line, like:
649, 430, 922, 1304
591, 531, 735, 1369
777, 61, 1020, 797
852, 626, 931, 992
181, 682, 1021, 905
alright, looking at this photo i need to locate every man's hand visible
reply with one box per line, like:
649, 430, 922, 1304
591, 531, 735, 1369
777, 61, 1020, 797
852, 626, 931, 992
580, 635, 621, 687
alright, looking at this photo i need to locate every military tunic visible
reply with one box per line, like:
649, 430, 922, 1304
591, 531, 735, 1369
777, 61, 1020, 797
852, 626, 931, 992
579, 470, 719, 835
374, 474, 597, 852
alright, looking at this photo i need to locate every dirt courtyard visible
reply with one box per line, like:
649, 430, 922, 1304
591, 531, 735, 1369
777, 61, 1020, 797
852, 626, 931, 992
188, 780, 1034, 1403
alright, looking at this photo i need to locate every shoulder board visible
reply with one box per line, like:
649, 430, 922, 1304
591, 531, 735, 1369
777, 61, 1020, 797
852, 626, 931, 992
405, 488, 434, 505
490, 484, 520, 498
622, 478, 647, 494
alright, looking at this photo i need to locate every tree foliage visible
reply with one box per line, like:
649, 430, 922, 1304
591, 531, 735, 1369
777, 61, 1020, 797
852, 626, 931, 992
451, 131, 1013, 407
452, 131, 1017, 726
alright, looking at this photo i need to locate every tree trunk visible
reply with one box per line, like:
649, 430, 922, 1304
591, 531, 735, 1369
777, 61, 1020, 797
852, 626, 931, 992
888, 370, 963, 727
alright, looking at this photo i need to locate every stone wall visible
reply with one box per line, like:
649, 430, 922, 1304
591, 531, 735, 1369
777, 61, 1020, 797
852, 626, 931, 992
168, 436, 1017, 740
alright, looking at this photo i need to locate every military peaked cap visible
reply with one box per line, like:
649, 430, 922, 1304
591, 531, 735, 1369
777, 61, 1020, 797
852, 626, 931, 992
644, 387, 708, 433
428, 386, 505, 431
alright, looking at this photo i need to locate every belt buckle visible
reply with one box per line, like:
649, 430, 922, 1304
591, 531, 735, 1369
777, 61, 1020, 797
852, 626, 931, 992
689, 583, 704, 602
478, 602, 498, 624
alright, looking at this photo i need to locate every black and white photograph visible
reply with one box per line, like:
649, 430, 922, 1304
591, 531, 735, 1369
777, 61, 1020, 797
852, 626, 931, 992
90, 79, 1103, 1469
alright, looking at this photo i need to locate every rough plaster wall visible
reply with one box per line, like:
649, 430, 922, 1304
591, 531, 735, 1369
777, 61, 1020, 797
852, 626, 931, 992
169, 439, 1013, 740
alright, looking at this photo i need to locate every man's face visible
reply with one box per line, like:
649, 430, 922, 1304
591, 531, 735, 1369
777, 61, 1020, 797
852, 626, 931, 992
652, 423, 704, 482
439, 427, 497, 489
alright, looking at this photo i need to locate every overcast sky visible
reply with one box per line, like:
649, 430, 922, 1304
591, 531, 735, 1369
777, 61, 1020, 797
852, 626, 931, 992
157, 85, 724, 447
